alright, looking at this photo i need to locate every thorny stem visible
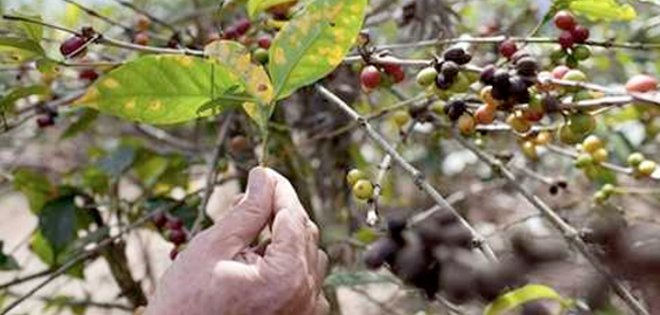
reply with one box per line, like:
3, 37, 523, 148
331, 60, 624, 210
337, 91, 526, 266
454, 130, 649, 315
316, 85, 499, 263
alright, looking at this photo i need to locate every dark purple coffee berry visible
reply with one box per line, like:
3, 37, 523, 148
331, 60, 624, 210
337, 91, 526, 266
440, 61, 460, 81
444, 100, 467, 121
480, 64, 496, 85
36, 115, 55, 128
435, 73, 453, 89
60, 36, 88, 58
152, 212, 168, 229
492, 69, 511, 89
364, 237, 400, 269
168, 229, 187, 245
515, 57, 539, 77
443, 47, 465, 63
165, 217, 184, 230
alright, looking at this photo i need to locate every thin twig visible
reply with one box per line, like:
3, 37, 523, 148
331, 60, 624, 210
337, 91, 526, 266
454, 130, 649, 315
191, 114, 233, 236
316, 85, 498, 263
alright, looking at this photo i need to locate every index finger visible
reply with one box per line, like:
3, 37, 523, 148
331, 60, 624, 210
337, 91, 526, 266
270, 171, 310, 220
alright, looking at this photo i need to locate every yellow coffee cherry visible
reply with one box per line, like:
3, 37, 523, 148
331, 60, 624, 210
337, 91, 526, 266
392, 110, 411, 127
346, 169, 367, 186
591, 148, 608, 164
352, 179, 374, 200
582, 135, 603, 154
637, 160, 657, 177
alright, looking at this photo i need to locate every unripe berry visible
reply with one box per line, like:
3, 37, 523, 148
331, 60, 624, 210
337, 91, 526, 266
360, 66, 381, 89
575, 153, 593, 168
474, 105, 495, 125
534, 131, 553, 145
346, 169, 367, 186
593, 190, 608, 204
506, 113, 531, 134
521, 141, 538, 160
582, 135, 603, 153
559, 124, 581, 144
449, 73, 471, 93
568, 112, 595, 135
562, 69, 587, 82
133, 32, 150, 45
392, 110, 411, 127
601, 184, 615, 196
416, 67, 437, 87
499, 39, 518, 59
253, 48, 269, 64
637, 160, 657, 177
257, 36, 272, 49
457, 114, 476, 135
625, 74, 658, 93
60, 36, 87, 58
627, 152, 645, 167
558, 31, 574, 49
554, 11, 576, 31
571, 25, 590, 43
479, 86, 499, 109
352, 179, 374, 200
573, 45, 591, 61
592, 148, 608, 164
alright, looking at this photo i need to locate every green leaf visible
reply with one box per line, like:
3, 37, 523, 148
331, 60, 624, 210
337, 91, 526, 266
204, 41, 275, 127
97, 146, 136, 178
38, 196, 80, 254
269, 0, 367, 99
0, 36, 45, 63
74, 54, 252, 125
133, 155, 170, 187
483, 284, 571, 315
10, 11, 43, 42
568, 0, 636, 21
0, 85, 49, 113
12, 168, 56, 214
61, 109, 98, 139
353, 227, 379, 244
0, 241, 20, 271
248, 0, 297, 18
30, 231, 55, 266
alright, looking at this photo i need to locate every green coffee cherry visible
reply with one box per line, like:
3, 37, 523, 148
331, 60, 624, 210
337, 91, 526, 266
573, 45, 591, 61
346, 169, 367, 186
627, 152, 645, 167
416, 67, 438, 87
353, 179, 374, 200
253, 48, 269, 64
637, 160, 657, 177
568, 112, 595, 135
575, 153, 593, 168
392, 110, 411, 127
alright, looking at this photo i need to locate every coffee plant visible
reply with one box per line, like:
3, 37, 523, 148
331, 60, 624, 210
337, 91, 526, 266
0, 0, 659, 314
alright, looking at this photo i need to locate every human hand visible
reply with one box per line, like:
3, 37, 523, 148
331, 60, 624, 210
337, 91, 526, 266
144, 167, 329, 315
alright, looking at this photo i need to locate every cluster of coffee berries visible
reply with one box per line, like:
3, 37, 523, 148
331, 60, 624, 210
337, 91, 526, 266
574, 135, 608, 169
360, 63, 406, 92
479, 51, 539, 107
346, 169, 374, 200
627, 152, 657, 178
35, 106, 58, 129
223, 17, 251, 40
152, 212, 188, 260
416, 47, 473, 96
517, 131, 553, 161
593, 183, 616, 204
252, 35, 272, 64
363, 212, 567, 304
549, 11, 591, 67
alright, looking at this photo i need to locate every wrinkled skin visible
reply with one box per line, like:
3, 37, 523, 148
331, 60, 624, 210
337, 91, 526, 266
145, 167, 329, 315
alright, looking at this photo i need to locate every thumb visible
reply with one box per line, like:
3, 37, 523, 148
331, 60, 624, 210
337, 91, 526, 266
205, 167, 276, 254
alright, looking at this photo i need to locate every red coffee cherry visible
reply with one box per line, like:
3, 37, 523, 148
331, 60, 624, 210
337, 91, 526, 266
499, 39, 518, 59
257, 36, 272, 49
152, 212, 168, 229
133, 32, 150, 45
571, 25, 590, 43
625, 74, 658, 93
78, 68, 99, 81
360, 65, 381, 89
383, 63, 405, 83
553, 10, 576, 31
558, 31, 574, 49
170, 247, 180, 260
168, 229, 187, 245
60, 36, 88, 58
235, 18, 251, 36
165, 217, 184, 230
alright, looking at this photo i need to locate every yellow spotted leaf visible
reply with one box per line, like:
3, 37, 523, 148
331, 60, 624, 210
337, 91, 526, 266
269, 0, 367, 99
247, 0, 298, 18
75, 55, 253, 125
205, 40, 275, 128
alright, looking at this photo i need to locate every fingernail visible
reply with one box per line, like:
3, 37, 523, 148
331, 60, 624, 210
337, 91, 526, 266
246, 167, 269, 196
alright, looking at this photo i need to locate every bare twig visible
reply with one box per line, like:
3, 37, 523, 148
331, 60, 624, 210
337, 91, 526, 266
316, 85, 498, 263
191, 114, 234, 236
454, 130, 649, 315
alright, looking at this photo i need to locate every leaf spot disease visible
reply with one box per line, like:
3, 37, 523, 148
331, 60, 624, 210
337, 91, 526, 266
103, 78, 120, 89
149, 100, 162, 111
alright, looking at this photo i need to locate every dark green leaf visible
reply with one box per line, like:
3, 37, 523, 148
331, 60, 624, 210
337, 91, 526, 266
61, 109, 98, 139
0, 241, 20, 271
38, 196, 80, 254
0, 85, 49, 114
0, 36, 45, 63
12, 168, 56, 214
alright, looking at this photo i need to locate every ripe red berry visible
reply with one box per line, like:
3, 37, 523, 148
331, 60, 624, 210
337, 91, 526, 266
499, 40, 518, 59
152, 213, 168, 229
170, 247, 180, 260
383, 63, 405, 83
558, 31, 574, 49
36, 115, 55, 128
223, 26, 239, 40
78, 68, 98, 81
626, 74, 658, 93
554, 10, 576, 31
235, 18, 251, 36
165, 217, 184, 230
133, 32, 150, 45
571, 25, 590, 43
361, 65, 381, 89
168, 229, 187, 245
257, 36, 272, 49
60, 36, 88, 58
